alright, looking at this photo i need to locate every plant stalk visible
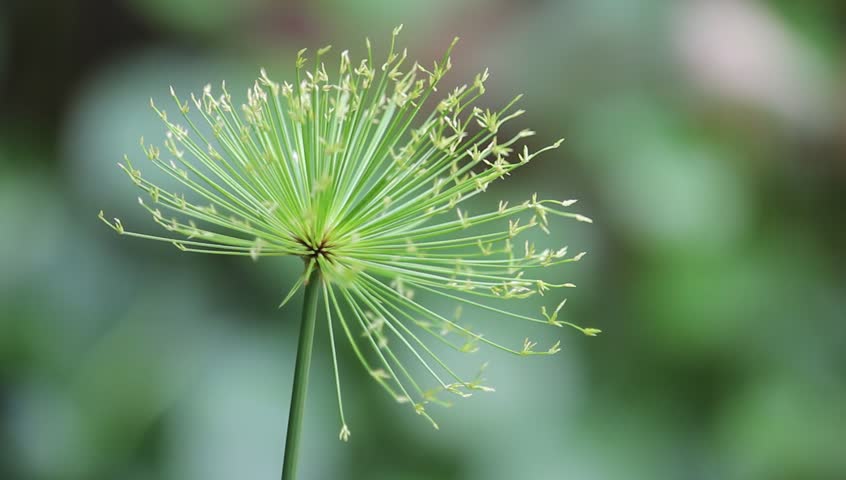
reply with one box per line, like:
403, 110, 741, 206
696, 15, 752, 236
281, 268, 320, 480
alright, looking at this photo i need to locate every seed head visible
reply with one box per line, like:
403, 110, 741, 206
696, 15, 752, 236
99, 27, 599, 439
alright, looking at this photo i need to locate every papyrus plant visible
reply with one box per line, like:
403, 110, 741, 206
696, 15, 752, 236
100, 26, 598, 479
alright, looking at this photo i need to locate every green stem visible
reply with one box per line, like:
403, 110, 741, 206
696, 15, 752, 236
281, 268, 321, 480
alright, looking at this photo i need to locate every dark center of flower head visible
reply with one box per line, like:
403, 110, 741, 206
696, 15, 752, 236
295, 234, 336, 262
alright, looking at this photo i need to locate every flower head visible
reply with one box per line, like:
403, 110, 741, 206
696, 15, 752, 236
99, 26, 599, 439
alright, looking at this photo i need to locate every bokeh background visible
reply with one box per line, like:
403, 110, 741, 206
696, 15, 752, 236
2, 1, 845, 479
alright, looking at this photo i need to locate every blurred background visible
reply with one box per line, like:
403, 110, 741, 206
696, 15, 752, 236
2, 0, 845, 479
